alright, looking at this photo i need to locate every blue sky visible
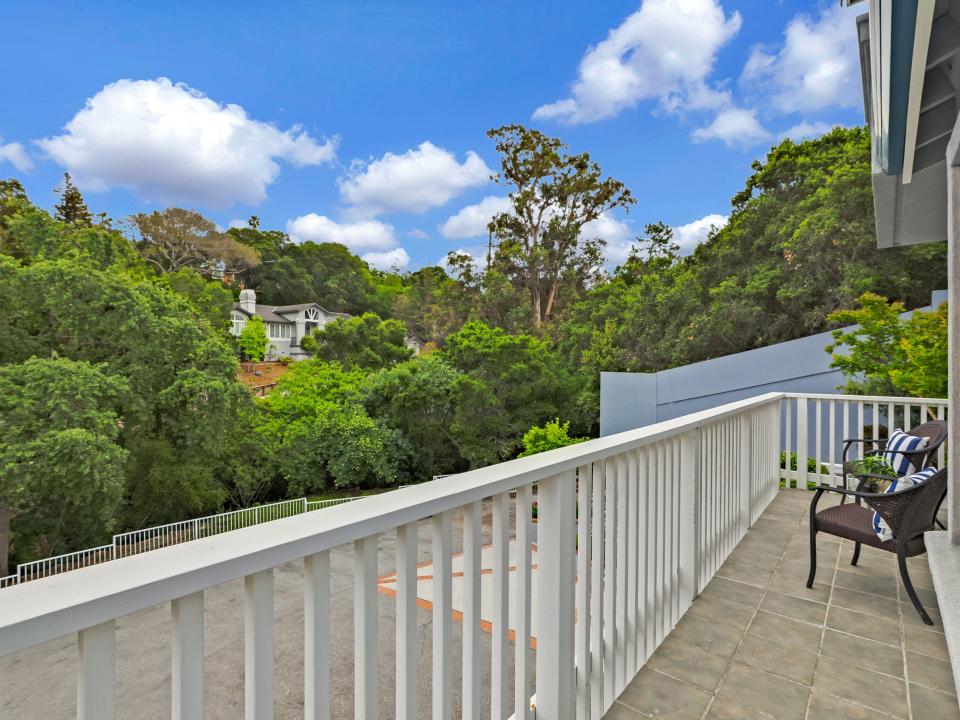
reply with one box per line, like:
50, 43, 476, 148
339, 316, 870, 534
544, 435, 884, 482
0, 1, 866, 270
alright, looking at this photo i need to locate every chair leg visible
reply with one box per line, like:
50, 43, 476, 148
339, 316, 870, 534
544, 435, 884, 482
807, 525, 817, 588
851, 542, 861, 566
898, 550, 933, 626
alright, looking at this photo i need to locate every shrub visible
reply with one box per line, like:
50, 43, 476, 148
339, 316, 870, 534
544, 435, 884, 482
518, 418, 587, 457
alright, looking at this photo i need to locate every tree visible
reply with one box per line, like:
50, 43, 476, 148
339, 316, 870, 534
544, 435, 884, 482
364, 356, 466, 482
0, 358, 128, 573
130, 208, 260, 275
441, 321, 582, 466
238, 316, 268, 361
486, 124, 634, 329
0, 258, 247, 529
826, 293, 947, 398
53, 172, 93, 227
518, 418, 586, 457
302, 313, 412, 369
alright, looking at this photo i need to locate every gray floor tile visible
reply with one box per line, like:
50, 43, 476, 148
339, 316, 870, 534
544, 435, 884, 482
907, 651, 957, 696
909, 684, 960, 719
820, 629, 904, 677
646, 635, 728, 692
811, 656, 908, 718
733, 633, 818, 685
747, 610, 822, 652
825, 605, 900, 646
717, 662, 809, 720
617, 668, 712, 720
670, 612, 745, 659
759, 590, 827, 626
830, 586, 900, 621
703, 697, 772, 719
805, 692, 877, 720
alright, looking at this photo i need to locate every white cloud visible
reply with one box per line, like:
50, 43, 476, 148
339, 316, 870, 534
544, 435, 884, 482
674, 213, 727, 252
439, 195, 511, 239
36, 78, 335, 208
692, 107, 772, 147
0, 140, 33, 172
406, 228, 430, 240
362, 247, 410, 270
339, 141, 492, 216
533, 0, 741, 124
286, 213, 396, 252
779, 121, 837, 141
228, 218, 250, 229
438, 247, 485, 275
582, 212, 632, 244
740, 5, 860, 114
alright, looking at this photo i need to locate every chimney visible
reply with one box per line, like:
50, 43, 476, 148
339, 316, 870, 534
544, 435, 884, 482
239, 288, 257, 314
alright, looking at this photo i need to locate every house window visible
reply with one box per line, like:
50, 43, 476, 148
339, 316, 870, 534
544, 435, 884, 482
268, 323, 291, 340
230, 313, 246, 336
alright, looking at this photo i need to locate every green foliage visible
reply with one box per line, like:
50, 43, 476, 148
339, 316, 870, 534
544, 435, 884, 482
441, 321, 582, 466
260, 361, 397, 492
779, 452, 829, 474
239, 316, 268, 361
54, 172, 93, 227
518, 419, 586, 457
165, 268, 234, 334
0, 358, 128, 566
276, 405, 397, 494
302, 313, 412, 369
827, 293, 947, 397
557, 127, 947, 405
848, 454, 898, 478
364, 356, 466, 482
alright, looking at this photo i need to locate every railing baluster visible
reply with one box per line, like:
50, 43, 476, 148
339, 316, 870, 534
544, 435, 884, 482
602, 458, 617, 710
245, 569, 274, 720
78, 620, 115, 720
535, 470, 576, 720
395, 523, 417, 720
828, 400, 836, 486
614, 453, 628, 694
589, 461, 605, 719
625, 451, 639, 680
354, 536, 378, 720
172, 591, 204, 720
514, 484, 533, 720
797, 398, 808, 487
491, 492, 510, 720
575, 465, 592, 720
462, 502, 482, 720
433, 511, 453, 720
305, 552, 330, 720
815, 399, 822, 483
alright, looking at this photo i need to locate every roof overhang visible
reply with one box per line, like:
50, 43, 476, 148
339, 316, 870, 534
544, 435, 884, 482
855, 0, 960, 248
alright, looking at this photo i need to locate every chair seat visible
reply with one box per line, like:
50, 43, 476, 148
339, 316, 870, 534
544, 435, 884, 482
816, 503, 896, 551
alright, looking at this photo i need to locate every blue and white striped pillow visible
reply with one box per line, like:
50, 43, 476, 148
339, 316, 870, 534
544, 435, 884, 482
872, 467, 937, 541
882, 429, 928, 476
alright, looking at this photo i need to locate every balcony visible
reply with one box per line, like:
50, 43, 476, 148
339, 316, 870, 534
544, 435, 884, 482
0, 392, 953, 719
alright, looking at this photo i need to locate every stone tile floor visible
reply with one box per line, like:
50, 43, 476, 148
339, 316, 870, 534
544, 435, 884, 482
605, 489, 958, 720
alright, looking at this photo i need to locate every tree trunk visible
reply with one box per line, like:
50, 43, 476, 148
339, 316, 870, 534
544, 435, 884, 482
543, 281, 559, 323
531, 289, 541, 330
0, 505, 9, 578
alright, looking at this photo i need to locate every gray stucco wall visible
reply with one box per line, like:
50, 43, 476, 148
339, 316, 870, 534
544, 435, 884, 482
599, 291, 945, 436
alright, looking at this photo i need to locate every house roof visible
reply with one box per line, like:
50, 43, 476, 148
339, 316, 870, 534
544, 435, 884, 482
232, 301, 353, 324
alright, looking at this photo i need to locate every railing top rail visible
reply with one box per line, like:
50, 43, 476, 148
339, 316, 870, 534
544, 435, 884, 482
0, 391, 784, 657
784, 392, 948, 405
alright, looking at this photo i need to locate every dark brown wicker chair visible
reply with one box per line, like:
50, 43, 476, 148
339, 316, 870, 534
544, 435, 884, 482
841, 420, 947, 482
806, 467, 948, 625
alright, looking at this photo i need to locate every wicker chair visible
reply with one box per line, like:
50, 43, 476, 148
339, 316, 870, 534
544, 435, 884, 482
806, 467, 948, 625
841, 420, 947, 483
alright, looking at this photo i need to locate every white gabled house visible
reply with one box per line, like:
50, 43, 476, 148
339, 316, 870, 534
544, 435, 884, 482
229, 288, 350, 360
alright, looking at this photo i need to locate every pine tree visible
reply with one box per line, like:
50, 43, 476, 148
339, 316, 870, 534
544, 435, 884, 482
54, 172, 93, 227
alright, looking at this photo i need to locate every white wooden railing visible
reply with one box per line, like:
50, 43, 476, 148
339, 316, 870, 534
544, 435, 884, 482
0, 496, 359, 589
0, 392, 803, 719
780, 393, 949, 487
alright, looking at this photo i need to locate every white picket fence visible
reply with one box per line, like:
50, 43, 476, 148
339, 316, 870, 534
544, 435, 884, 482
0, 496, 359, 589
